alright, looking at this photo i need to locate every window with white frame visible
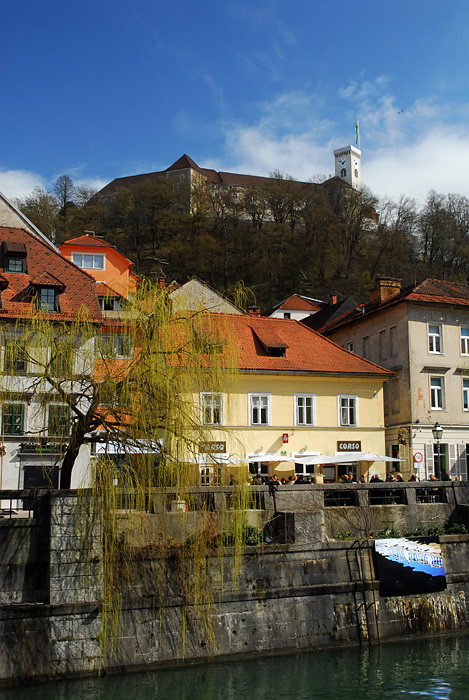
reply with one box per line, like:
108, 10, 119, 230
430, 376, 444, 410
338, 395, 358, 426
346, 342, 354, 353
295, 394, 315, 426
201, 392, 223, 425
461, 328, 469, 355
249, 393, 270, 425
72, 253, 105, 270
428, 324, 442, 353
463, 379, 469, 411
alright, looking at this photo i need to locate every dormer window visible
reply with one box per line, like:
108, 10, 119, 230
39, 287, 58, 311
251, 326, 288, 357
2, 241, 27, 273
29, 273, 65, 312
6, 257, 25, 272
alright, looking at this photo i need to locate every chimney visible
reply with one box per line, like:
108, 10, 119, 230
370, 277, 402, 304
248, 306, 261, 316
158, 276, 166, 289
329, 293, 338, 306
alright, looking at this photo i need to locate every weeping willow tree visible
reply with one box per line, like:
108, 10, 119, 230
1, 280, 260, 659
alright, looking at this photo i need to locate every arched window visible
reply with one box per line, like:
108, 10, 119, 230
340, 168, 346, 178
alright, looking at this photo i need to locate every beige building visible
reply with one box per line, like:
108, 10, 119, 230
320, 278, 469, 480
188, 313, 391, 484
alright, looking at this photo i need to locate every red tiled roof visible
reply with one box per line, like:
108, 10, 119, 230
60, 234, 114, 248
322, 278, 469, 333
170, 314, 391, 376
96, 282, 121, 297
407, 292, 469, 306
167, 154, 203, 173
410, 279, 469, 303
29, 271, 65, 288
0, 227, 102, 322
251, 325, 288, 349
277, 294, 324, 312
96, 155, 335, 199
231, 316, 390, 375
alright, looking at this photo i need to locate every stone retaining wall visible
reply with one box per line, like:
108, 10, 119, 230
0, 486, 468, 683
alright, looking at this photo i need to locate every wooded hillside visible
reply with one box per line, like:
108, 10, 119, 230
17, 175, 469, 310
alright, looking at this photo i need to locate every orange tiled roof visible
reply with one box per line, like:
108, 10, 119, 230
96, 282, 121, 297
61, 234, 115, 248
277, 294, 324, 312
168, 313, 391, 376
409, 279, 469, 304
322, 278, 469, 333
231, 316, 390, 375
0, 227, 102, 322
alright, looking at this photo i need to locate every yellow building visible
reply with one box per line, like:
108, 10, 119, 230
192, 313, 392, 483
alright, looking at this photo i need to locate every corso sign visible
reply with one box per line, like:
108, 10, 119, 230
337, 441, 361, 452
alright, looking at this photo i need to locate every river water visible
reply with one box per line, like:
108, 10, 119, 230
1, 632, 469, 700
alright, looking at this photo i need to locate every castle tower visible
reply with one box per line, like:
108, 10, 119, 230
334, 145, 361, 190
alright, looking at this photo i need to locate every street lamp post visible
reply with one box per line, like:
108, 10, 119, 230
432, 422, 443, 480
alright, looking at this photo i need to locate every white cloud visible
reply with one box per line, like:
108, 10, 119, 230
365, 129, 469, 205
0, 168, 107, 202
215, 128, 333, 181
215, 82, 469, 205
0, 169, 46, 201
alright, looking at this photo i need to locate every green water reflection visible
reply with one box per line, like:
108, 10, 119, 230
2, 632, 469, 700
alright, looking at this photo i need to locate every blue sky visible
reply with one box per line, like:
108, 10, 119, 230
3, 0, 469, 207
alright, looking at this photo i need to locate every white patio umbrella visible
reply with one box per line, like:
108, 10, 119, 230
338, 452, 403, 463
295, 453, 353, 465
247, 454, 294, 463
247, 454, 295, 473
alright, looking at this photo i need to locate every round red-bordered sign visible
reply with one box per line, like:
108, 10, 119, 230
413, 452, 423, 463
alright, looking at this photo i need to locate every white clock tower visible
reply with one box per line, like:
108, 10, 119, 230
334, 145, 361, 190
